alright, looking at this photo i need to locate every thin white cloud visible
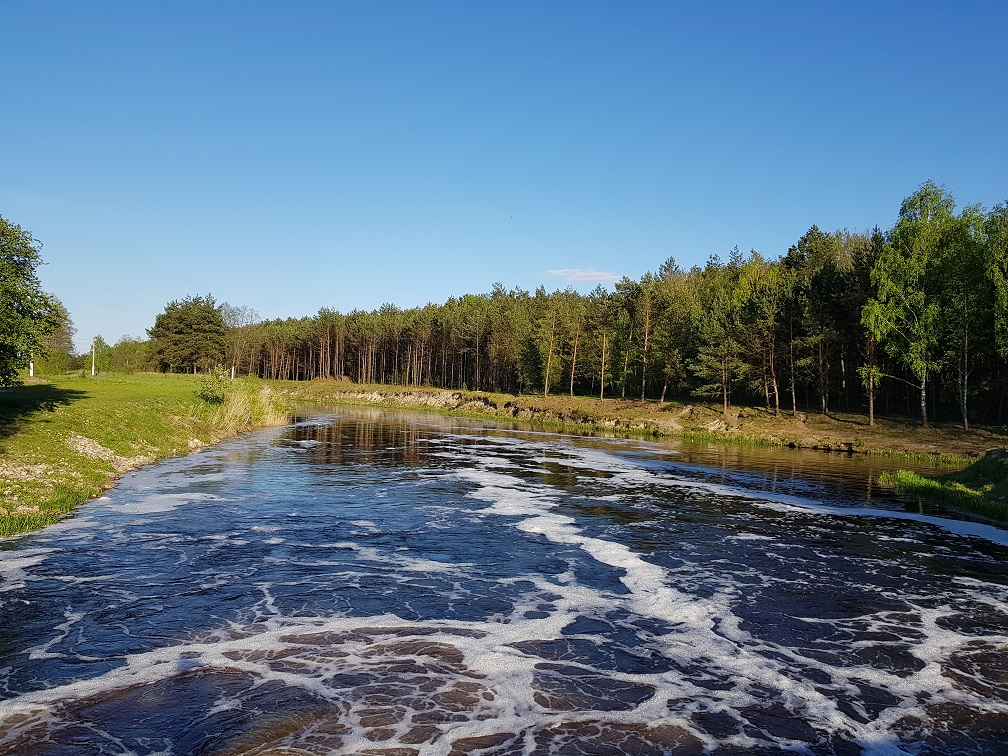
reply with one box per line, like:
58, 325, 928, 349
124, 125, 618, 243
546, 268, 620, 283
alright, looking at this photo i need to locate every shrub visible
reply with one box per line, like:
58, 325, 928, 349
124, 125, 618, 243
196, 366, 230, 405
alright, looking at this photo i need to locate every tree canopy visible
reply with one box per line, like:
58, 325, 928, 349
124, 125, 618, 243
0, 215, 63, 386
147, 295, 227, 373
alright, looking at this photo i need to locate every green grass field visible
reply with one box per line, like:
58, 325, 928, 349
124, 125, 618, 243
0, 373, 289, 537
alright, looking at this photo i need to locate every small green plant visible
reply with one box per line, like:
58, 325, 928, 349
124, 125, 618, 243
196, 366, 230, 405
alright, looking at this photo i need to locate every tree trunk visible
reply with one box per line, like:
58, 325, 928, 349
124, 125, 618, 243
769, 340, 780, 416
621, 329, 633, 399
998, 367, 1006, 424
788, 321, 797, 416
840, 349, 846, 410
958, 370, 968, 430
762, 352, 770, 408
640, 307, 650, 401
818, 335, 828, 415
544, 313, 556, 398
474, 331, 481, 391
599, 331, 607, 400
868, 372, 875, 427
721, 356, 729, 416
569, 322, 580, 397
919, 374, 929, 428
959, 330, 969, 430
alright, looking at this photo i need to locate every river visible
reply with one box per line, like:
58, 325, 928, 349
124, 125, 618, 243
1, 409, 1006, 754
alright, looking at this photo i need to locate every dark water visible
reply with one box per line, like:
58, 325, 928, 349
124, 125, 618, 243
2, 409, 1007, 755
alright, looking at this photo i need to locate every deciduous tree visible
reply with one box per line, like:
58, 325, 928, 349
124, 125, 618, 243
863, 181, 954, 427
0, 215, 63, 385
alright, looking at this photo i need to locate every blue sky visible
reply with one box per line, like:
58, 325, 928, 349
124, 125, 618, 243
2, 1, 1006, 352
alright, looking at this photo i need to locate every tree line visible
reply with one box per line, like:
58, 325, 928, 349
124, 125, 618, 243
38, 181, 1008, 428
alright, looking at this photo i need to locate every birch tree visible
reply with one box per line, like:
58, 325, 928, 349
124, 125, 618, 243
862, 181, 954, 427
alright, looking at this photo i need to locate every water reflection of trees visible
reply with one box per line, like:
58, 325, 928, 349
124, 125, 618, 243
657, 440, 956, 505
286, 416, 436, 468
283, 408, 949, 513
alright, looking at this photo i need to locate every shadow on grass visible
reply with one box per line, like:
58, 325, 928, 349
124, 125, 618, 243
821, 412, 866, 426
0, 382, 88, 441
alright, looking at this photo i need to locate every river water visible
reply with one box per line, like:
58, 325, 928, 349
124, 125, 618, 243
1, 409, 1007, 755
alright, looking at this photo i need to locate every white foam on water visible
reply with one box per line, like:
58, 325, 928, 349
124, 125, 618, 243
329, 542, 473, 574
446, 446, 1008, 754
744, 498, 1008, 548
3, 424, 1007, 754
552, 448, 1008, 548
728, 532, 776, 542
121, 491, 222, 515
0, 593, 726, 754
533, 445, 644, 475
27, 610, 92, 661
476, 430, 1008, 549
0, 548, 55, 592
7, 553, 994, 754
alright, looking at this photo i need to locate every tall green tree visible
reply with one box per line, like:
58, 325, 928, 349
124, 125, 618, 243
854, 229, 885, 426
691, 253, 745, 415
587, 285, 614, 399
736, 252, 786, 415
863, 181, 955, 427
91, 335, 112, 374
653, 258, 700, 403
987, 202, 1008, 422
939, 204, 988, 428
611, 277, 641, 399
147, 294, 227, 374
0, 215, 63, 385
546, 288, 588, 397
784, 226, 844, 415
221, 302, 260, 379
35, 296, 76, 375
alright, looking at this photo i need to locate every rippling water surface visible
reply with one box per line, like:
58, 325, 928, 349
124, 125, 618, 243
2, 409, 1007, 755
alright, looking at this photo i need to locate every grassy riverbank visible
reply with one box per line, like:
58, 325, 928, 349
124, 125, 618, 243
878, 452, 1008, 522
4, 374, 1007, 537
0, 374, 288, 537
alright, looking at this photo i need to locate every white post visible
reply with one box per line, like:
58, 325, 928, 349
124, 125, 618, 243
92, 337, 96, 376
29, 354, 34, 378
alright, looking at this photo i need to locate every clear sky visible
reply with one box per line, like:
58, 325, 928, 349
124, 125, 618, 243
2, 1, 1006, 352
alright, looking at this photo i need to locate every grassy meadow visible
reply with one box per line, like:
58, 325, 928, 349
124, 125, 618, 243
0, 373, 289, 537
